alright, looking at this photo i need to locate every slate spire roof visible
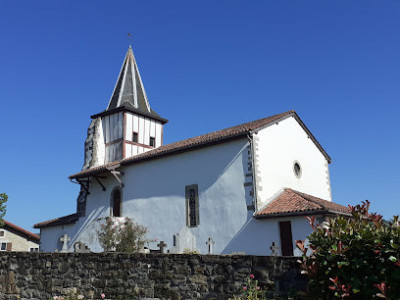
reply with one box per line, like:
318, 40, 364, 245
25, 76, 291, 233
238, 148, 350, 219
94, 46, 166, 123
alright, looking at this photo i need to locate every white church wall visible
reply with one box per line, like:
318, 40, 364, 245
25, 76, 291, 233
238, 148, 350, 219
40, 223, 76, 252
41, 138, 254, 254
255, 116, 331, 209
120, 139, 250, 255
222, 215, 314, 256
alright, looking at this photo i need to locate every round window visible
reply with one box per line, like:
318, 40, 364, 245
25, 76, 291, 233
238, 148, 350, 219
293, 162, 302, 178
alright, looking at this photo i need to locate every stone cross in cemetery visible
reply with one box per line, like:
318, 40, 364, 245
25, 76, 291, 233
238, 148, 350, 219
206, 237, 215, 254
60, 234, 70, 252
157, 240, 167, 253
270, 241, 279, 256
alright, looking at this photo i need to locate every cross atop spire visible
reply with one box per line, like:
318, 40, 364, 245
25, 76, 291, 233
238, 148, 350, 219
107, 46, 151, 114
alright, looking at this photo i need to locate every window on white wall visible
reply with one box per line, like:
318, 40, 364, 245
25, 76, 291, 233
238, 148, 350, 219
185, 184, 199, 227
0, 230, 4, 237
293, 161, 302, 178
0, 242, 11, 251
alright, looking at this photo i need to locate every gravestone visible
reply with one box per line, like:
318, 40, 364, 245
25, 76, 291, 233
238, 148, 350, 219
74, 242, 90, 253
206, 237, 215, 254
270, 241, 279, 256
170, 226, 197, 253
157, 241, 167, 254
60, 234, 70, 252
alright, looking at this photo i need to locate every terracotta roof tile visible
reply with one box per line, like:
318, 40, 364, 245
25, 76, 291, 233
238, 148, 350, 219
3, 220, 40, 241
255, 188, 351, 218
34, 213, 79, 229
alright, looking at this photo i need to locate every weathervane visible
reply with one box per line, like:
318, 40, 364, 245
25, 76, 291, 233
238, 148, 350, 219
127, 32, 133, 46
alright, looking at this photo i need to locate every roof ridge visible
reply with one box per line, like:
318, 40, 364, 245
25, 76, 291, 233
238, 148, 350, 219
70, 110, 332, 180
116, 111, 295, 164
173, 110, 295, 141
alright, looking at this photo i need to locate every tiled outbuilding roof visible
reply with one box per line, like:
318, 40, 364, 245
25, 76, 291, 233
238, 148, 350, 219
70, 110, 331, 179
255, 188, 351, 218
33, 213, 79, 229
3, 220, 40, 242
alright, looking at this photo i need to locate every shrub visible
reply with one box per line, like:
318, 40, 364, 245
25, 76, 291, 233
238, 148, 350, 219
232, 274, 264, 300
97, 217, 149, 253
296, 201, 400, 299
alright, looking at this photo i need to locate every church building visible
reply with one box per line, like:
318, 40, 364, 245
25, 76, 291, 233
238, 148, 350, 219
34, 46, 350, 255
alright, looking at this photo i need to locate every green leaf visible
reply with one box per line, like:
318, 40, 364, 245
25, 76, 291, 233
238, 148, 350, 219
337, 261, 350, 267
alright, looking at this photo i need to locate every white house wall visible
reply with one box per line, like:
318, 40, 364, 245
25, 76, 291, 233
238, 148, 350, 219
0, 229, 39, 252
255, 116, 331, 209
40, 138, 254, 254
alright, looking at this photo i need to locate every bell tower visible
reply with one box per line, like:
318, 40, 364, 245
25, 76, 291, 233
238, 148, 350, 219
82, 46, 168, 170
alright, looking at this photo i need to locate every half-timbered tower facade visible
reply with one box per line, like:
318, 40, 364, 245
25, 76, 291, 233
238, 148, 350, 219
82, 46, 167, 170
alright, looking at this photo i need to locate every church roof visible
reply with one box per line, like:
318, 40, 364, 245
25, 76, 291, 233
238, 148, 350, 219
255, 188, 351, 218
69, 110, 331, 180
33, 213, 79, 229
4, 220, 40, 241
92, 46, 167, 124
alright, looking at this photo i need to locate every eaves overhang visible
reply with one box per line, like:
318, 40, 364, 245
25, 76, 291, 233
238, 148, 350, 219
91, 106, 168, 124
254, 210, 352, 219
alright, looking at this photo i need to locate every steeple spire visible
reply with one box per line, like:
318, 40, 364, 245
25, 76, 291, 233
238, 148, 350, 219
107, 46, 151, 114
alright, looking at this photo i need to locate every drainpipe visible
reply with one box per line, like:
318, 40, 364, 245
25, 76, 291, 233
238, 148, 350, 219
247, 132, 258, 213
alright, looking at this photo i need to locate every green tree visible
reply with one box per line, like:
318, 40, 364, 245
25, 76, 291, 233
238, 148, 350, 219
297, 201, 400, 299
0, 192, 7, 227
97, 217, 149, 253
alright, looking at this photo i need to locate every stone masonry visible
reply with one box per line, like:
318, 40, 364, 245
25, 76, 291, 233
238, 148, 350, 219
0, 252, 307, 299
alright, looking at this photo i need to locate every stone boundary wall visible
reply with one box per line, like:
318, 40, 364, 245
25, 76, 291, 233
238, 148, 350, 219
0, 252, 307, 299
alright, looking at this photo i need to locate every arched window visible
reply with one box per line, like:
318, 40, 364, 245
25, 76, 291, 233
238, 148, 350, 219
111, 189, 122, 217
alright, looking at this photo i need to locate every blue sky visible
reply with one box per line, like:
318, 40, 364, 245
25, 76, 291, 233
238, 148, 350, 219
0, 1, 399, 233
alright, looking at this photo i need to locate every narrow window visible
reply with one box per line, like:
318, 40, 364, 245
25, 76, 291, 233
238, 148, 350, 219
185, 184, 199, 227
293, 161, 302, 178
0, 243, 6, 251
279, 221, 294, 256
0, 231, 4, 237
111, 189, 122, 217
6, 243, 12, 251
149, 137, 155, 147
132, 132, 138, 143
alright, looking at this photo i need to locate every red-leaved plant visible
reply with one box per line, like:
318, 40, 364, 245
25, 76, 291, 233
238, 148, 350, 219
296, 201, 400, 299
